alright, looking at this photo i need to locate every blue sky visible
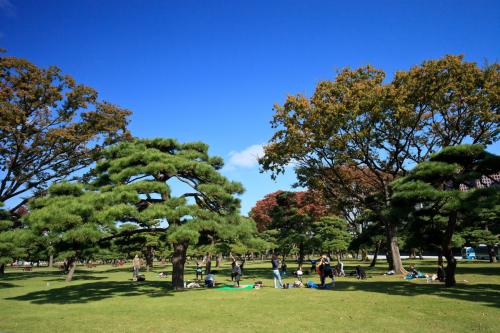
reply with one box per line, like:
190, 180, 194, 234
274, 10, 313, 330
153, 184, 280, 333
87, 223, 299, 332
1, 0, 499, 214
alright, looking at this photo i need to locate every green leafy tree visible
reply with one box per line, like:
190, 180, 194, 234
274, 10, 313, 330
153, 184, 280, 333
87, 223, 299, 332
260, 55, 499, 274
24, 182, 124, 281
391, 144, 499, 286
0, 54, 131, 215
0, 203, 29, 275
91, 138, 244, 289
311, 216, 352, 262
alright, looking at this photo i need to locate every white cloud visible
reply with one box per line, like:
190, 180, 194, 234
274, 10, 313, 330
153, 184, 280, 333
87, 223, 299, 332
226, 144, 264, 170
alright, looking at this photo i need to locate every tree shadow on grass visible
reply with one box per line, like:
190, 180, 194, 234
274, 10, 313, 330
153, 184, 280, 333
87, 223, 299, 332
324, 280, 500, 309
1, 270, 63, 281
7, 280, 182, 304
45, 275, 108, 282
0, 281, 19, 288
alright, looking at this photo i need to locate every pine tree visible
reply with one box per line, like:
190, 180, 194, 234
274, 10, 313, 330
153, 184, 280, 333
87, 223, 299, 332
391, 144, 499, 286
25, 182, 122, 281
91, 138, 244, 289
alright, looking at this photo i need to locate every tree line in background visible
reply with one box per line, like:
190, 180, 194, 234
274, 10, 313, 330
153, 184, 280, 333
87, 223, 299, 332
0, 52, 498, 289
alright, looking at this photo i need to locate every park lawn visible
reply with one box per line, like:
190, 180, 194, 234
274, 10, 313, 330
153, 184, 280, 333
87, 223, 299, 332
0, 260, 499, 333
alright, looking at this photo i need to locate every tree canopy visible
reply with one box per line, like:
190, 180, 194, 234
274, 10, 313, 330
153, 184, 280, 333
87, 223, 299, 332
391, 144, 499, 286
260, 55, 499, 273
0, 55, 131, 213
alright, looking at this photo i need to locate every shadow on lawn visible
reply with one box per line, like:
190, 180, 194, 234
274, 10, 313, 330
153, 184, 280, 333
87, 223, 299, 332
0, 281, 19, 288
6, 280, 190, 304
321, 280, 500, 309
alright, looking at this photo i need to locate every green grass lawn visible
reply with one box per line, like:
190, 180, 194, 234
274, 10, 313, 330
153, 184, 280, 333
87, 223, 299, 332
1, 259, 499, 333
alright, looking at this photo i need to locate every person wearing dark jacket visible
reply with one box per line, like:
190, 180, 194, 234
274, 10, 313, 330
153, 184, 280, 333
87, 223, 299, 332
272, 254, 283, 288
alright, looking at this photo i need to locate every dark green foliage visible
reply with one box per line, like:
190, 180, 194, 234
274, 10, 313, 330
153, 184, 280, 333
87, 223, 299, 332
391, 144, 499, 286
311, 216, 352, 256
90, 138, 248, 289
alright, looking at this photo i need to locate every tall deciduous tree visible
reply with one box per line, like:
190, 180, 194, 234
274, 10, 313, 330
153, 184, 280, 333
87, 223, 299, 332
391, 144, 499, 286
0, 54, 131, 213
260, 55, 499, 274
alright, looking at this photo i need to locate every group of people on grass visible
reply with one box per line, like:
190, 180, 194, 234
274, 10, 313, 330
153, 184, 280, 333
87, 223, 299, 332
132, 252, 447, 289
271, 254, 342, 289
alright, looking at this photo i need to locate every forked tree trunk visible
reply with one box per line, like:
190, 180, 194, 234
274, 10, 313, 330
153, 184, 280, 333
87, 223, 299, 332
386, 224, 402, 273
172, 242, 188, 290
65, 259, 76, 282
216, 253, 222, 268
370, 240, 381, 267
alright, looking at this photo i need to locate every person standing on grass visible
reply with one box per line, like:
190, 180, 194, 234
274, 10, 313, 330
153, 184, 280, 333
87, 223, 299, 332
271, 254, 283, 288
132, 254, 141, 279
319, 255, 334, 287
230, 253, 242, 287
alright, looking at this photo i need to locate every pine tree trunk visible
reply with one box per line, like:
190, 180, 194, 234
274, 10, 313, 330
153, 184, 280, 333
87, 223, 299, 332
386, 224, 402, 274
205, 253, 212, 273
443, 249, 457, 287
65, 259, 76, 282
145, 246, 154, 271
48, 255, 53, 268
171, 242, 188, 290
297, 244, 305, 270
370, 240, 381, 267
443, 212, 458, 287
0, 263, 5, 276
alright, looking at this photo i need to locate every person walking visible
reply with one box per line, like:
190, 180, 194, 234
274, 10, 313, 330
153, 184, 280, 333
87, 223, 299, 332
132, 254, 141, 280
272, 254, 283, 288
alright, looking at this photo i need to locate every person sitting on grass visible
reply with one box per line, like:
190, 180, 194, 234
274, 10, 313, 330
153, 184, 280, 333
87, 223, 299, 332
281, 260, 287, 276
205, 271, 216, 288
355, 265, 366, 280
295, 267, 303, 282
409, 264, 419, 278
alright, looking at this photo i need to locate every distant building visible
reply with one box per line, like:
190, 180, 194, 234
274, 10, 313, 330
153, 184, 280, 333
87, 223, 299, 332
460, 172, 500, 191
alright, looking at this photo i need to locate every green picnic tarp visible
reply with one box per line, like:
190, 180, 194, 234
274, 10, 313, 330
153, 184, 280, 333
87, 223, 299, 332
217, 284, 254, 290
